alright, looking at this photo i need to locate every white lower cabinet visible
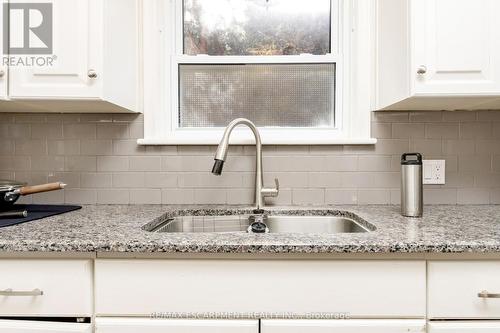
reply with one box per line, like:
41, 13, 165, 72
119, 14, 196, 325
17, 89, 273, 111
261, 319, 426, 333
95, 318, 259, 333
95, 260, 425, 318
0, 320, 91, 333
429, 321, 500, 333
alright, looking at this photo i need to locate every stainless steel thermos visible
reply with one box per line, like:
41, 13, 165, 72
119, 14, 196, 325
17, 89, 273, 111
401, 153, 423, 217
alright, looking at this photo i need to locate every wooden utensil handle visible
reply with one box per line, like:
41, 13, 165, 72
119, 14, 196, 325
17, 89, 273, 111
19, 182, 66, 196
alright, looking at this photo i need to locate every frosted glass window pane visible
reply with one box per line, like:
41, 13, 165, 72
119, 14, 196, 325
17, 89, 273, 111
179, 64, 335, 128
183, 0, 331, 55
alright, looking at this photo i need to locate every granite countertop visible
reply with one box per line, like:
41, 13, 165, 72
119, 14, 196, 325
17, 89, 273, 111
0, 205, 499, 254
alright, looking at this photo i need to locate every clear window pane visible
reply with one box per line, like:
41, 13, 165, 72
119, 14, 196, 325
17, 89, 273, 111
183, 0, 331, 56
179, 63, 335, 128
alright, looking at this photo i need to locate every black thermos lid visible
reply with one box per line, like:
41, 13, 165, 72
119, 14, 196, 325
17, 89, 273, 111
401, 153, 423, 165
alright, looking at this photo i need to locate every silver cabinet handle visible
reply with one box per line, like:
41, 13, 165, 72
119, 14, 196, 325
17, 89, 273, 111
478, 290, 500, 298
87, 69, 98, 79
0, 288, 44, 296
417, 65, 427, 75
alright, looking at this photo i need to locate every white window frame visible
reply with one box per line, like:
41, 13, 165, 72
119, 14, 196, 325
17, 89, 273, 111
139, 0, 376, 145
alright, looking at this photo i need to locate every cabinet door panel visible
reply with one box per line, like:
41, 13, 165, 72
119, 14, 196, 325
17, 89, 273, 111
96, 318, 259, 333
0, 320, 91, 333
412, 0, 500, 94
428, 261, 500, 319
95, 260, 425, 317
261, 319, 426, 333
9, 0, 102, 98
0, 0, 6, 99
429, 321, 500, 333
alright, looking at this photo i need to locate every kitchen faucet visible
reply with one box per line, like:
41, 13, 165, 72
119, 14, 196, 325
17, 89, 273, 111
212, 118, 279, 211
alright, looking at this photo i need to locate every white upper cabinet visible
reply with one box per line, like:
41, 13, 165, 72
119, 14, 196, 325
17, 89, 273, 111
0, 1, 6, 100
9, 0, 101, 99
377, 0, 500, 110
2, 0, 141, 113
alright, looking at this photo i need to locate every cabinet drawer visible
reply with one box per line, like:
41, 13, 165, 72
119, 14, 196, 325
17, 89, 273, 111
0, 260, 92, 316
428, 321, 500, 333
261, 319, 426, 333
0, 319, 92, 333
96, 318, 259, 333
428, 261, 500, 319
95, 260, 425, 317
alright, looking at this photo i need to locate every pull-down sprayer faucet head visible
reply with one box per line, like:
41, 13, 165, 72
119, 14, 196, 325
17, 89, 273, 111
211, 118, 279, 209
211, 159, 225, 176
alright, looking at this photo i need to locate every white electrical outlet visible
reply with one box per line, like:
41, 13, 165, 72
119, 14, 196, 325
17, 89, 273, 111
423, 160, 446, 185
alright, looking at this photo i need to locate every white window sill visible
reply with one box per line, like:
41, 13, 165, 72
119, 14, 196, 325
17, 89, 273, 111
138, 129, 377, 145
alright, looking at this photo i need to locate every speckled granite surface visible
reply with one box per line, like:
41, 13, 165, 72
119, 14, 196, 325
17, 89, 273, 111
0, 205, 499, 254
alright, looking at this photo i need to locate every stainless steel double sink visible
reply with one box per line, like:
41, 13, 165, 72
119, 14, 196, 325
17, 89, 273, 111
144, 210, 375, 234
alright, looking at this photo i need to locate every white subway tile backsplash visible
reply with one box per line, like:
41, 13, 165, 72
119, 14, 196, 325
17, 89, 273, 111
112, 172, 145, 188
63, 124, 96, 139
162, 188, 195, 204
32, 124, 63, 139
425, 123, 459, 139
48, 140, 80, 155
129, 156, 162, 172
325, 189, 358, 204
409, 111, 442, 122
97, 156, 129, 172
357, 189, 391, 204
477, 111, 500, 122
81, 173, 112, 188
96, 123, 129, 139
48, 172, 81, 188
144, 172, 177, 188
372, 111, 409, 123
410, 139, 443, 156
31, 156, 64, 172
460, 122, 492, 139
65, 189, 97, 204
423, 189, 457, 205
292, 189, 325, 205
0, 111, 499, 205
130, 189, 162, 204
14, 139, 47, 155
457, 188, 490, 205
324, 156, 358, 171
65, 156, 97, 172
97, 189, 130, 204
194, 189, 227, 204
370, 123, 392, 139
80, 140, 113, 155
442, 111, 477, 122
442, 140, 475, 155
392, 123, 425, 139
358, 156, 392, 172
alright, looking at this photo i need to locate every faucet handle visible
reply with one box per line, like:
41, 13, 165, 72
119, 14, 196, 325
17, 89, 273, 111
262, 178, 280, 198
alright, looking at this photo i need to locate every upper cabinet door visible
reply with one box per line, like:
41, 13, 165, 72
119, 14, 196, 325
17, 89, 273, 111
261, 319, 426, 333
0, 320, 91, 333
0, 0, 7, 99
8, 0, 102, 99
412, 0, 500, 95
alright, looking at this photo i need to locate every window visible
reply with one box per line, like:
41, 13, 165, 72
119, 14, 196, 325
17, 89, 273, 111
140, 0, 376, 145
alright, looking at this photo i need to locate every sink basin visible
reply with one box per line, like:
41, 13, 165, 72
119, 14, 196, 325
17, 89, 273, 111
144, 210, 375, 234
